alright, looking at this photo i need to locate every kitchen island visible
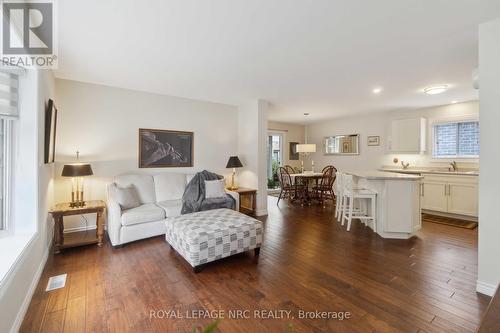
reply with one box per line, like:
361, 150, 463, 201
344, 171, 423, 239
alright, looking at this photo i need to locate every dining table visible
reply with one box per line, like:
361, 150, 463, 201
289, 172, 324, 204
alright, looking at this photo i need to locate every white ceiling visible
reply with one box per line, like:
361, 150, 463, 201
55, 0, 500, 124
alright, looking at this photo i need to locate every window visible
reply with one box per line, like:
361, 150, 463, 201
0, 119, 5, 230
433, 120, 479, 158
0, 69, 17, 231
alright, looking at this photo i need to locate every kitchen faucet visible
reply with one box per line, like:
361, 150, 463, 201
449, 161, 458, 171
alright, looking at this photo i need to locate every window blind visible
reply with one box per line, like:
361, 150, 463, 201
0, 70, 19, 118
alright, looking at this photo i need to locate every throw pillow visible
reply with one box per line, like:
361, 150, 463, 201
115, 185, 141, 210
205, 179, 226, 199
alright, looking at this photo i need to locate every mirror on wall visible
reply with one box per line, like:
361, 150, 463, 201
324, 134, 360, 155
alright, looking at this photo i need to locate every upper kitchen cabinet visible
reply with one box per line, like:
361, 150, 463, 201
389, 118, 426, 153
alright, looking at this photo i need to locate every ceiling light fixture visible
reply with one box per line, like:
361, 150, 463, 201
424, 85, 448, 95
451, 101, 457, 104
372, 87, 383, 94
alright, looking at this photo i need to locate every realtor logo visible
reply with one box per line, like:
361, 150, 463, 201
1, 0, 57, 68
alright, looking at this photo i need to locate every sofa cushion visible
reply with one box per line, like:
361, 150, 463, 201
121, 203, 166, 226
153, 174, 187, 202
115, 175, 156, 204
157, 199, 183, 218
115, 185, 141, 210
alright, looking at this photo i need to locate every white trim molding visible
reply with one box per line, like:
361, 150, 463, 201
476, 280, 498, 296
10, 247, 49, 333
255, 209, 268, 217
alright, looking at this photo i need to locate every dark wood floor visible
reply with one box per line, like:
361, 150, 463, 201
21, 196, 491, 333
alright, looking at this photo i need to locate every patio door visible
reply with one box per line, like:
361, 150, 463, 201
267, 132, 284, 188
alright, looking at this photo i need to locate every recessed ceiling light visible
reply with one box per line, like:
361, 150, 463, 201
372, 87, 383, 94
451, 100, 457, 104
303, 113, 310, 116
424, 85, 448, 95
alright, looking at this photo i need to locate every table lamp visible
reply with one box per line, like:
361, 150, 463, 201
296, 144, 317, 172
226, 156, 243, 190
61, 152, 93, 207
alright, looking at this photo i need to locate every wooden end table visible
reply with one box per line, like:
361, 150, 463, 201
49, 200, 106, 254
231, 188, 257, 215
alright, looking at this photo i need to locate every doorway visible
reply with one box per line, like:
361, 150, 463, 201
267, 132, 284, 190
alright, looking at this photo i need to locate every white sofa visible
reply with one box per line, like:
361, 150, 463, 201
106, 174, 239, 247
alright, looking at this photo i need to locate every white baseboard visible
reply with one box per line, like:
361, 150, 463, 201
10, 243, 50, 333
422, 209, 478, 222
476, 280, 498, 296
256, 209, 268, 216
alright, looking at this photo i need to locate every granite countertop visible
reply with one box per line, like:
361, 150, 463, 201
380, 167, 479, 176
345, 170, 423, 180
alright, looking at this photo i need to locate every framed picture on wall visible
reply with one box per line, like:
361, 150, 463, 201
44, 99, 57, 164
367, 136, 380, 146
139, 128, 194, 168
289, 142, 299, 160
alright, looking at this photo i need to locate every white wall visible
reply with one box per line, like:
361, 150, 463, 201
54, 79, 239, 229
267, 121, 305, 169
0, 69, 55, 333
305, 101, 479, 172
477, 17, 500, 296
238, 100, 268, 215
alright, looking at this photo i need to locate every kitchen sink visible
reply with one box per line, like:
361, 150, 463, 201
427, 170, 478, 175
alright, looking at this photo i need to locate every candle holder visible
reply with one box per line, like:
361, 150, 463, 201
62, 152, 93, 208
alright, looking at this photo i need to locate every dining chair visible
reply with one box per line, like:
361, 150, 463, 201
322, 165, 333, 173
284, 165, 296, 174
277, 167, 306, 205
313, 166, 336, 207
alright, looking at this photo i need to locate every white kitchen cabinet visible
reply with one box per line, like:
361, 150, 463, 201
448, 182, 478, 216
421, 174, 478, 217
389, 118, 426, 153
421, 181, 448, 212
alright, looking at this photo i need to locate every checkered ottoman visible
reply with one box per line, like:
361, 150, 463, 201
165, 208, 263, 272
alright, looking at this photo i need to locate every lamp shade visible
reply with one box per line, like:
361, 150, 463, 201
226, 156, 243, 168
296, 144, 317, 153
61, 164, 93, 177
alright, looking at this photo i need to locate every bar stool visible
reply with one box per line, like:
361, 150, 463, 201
341, 174, 377, 232
334, 171, 344, 221
334, 172, 365, 222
